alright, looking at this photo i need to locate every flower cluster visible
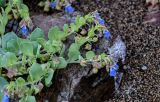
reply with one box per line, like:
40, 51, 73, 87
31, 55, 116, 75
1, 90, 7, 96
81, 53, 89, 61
50, 1, 56, 9
94, 12, 111, 40
94, 12, 105, 26
21, 25, 29, 37
49, 1, 75, 14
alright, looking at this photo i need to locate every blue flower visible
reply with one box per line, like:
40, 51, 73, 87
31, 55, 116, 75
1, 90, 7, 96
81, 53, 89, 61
112, 64, 119, 70
109, 63, 119, 77
103, 30, 111, 40
2, 95, 9, 102
21, 25, 28, 36
65, 4, 75, 14
109, 68, 117, 77
98, 18, 105, 26
50, 2, 56, 9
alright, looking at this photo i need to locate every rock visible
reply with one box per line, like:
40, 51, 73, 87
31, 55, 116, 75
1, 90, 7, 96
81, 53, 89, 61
31, 14, 68, 37
31, 12, 125, 102
108, 36, 126, 64
114, 72, 123, 90
50, 64, 115, 102
31, 12, 82, 38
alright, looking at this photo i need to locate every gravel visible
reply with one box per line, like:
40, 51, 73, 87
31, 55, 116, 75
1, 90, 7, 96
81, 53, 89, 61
75, 0, 160, 101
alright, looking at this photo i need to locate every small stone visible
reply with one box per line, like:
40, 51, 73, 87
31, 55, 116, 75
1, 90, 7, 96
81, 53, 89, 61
141, 65, 148, 70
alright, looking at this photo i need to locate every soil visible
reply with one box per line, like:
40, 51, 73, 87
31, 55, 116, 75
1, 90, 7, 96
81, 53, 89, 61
24, 0, 160, 102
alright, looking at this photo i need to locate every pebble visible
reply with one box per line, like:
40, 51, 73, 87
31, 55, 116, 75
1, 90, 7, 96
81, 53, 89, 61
141, 65, 148, 70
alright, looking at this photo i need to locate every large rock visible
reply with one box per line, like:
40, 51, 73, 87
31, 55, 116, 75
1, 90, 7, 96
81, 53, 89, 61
50, 64, 115, 102
31, 13, 126, 102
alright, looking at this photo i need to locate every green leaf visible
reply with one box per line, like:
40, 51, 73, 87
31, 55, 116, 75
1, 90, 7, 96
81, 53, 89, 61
30, 28, 45, 41
20, 40, 34, 56
6, 39, 19, 53
19, 4, 29, 19
0, 54, 3, 67
5, 4, 11, 14
75, 16, 86, 28
79, 17, 86, 26
70, 23, 78, 32
60, 44, 65, 57
6, 81, 15, 92
0, 0, 6, 7
44, 41, 55, 53
15, 77, 25, 87
63, 24, 69, 34
0, 76, 8, 91
84, 14, 93, 22
0, 76, 8, 101
33, 86, 39, 94
32, 42, 41, 56
26, 96, 36, 102
0, 25, 5, 35
29, 63, 44, 81
19, 96, 36, 102
86, 51, 95, 60
68, 43, 80, 62
4, 52, 18, 66
2, 32, 18, 49
0, 48, 5, 54
0, 38, 1, 47
75, 15, 80, 25
48, 26, 65, 41
36, 38, 46, 46
75, 37, 88, 47
88, 26, 95, 38
45, 69, 54, 86
57, 57, 67, 69
0, 8, 8, 27
0, 92, 3, 102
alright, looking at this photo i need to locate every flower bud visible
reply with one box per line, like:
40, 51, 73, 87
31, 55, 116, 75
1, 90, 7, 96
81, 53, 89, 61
38, 1, 45, 7
92, 37, 98, 42
92, 61, 102, 69
80, 29, 87, 35
80, 60, 87, 66
92, 68, 98, 74
85, 44, 92, 50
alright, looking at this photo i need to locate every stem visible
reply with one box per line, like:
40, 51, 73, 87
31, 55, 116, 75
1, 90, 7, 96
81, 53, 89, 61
24, 78, 42, 86
68, 61, 80, 64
